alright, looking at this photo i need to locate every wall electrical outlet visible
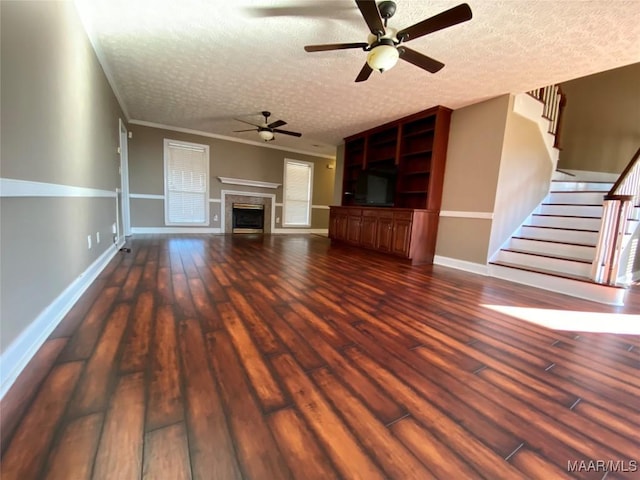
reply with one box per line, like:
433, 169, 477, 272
96, 232, 101, 244
87, 235, 92, 249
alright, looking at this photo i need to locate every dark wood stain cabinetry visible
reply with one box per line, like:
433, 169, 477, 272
330, 106, 451, 264
329, 207, 439, 264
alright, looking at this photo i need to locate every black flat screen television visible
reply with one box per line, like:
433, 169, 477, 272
354, 168, 397, 207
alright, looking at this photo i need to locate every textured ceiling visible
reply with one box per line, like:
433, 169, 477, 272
75, 0, 640, 157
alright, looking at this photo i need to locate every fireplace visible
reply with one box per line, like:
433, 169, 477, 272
232, 203, 264, 234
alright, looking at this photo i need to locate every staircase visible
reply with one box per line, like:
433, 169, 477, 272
490, 171, 638, 305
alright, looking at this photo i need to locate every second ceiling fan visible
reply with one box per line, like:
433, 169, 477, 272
234, 111, 302, 142
304, 0, 472, 82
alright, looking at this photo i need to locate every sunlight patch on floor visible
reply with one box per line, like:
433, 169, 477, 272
482, 305, 640, 334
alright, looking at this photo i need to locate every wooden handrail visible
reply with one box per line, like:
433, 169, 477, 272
608, 146, 640, 197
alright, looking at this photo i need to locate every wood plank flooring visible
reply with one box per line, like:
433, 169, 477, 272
1, 234, 639, 479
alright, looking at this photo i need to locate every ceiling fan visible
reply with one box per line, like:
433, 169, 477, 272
233, 111, 302, 142
304, 0, 472, 82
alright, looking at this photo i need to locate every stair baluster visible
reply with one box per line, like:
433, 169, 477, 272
591, 146, 640, 284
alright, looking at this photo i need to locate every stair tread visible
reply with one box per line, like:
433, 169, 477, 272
523, 225, 599, 233
532, 213, 601, 219
551, 180, 613, 184
501, 248, 592, 264
489, 261, 626, 289
512, 236, 596, 248
542, 203, 603, 206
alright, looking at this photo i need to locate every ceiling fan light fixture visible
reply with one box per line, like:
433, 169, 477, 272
366, 43, 399, 72
258, 129, 275, 141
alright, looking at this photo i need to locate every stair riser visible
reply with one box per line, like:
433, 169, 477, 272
547, 192, 606, 204
519, 226, 599, 245
530, 216, 602, 230
537, 204, 603, 216
551, 181, 613, 192
496, 250, 591, 277
508, 238, 595, 261
488, 264, 625, 306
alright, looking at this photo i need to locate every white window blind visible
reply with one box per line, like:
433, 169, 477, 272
283, 159, 313, 227
164, 140, 209, 225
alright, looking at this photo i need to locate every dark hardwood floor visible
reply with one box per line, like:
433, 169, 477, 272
1, 234, 639, 479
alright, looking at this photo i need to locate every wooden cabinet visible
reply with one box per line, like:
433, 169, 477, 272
329, 206, 438, 264
333, 105, 450, 265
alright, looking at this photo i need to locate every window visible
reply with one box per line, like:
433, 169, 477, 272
283, 159, 313, 227
164, 139, 209, 225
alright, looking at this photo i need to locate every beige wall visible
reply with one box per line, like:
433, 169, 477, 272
1, 2, 124, 353
436, 95, 509, 264
558, 63, 640, 173
128, 124, 335, 230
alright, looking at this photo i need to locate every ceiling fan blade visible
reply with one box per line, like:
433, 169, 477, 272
305, 42, 368, 52
355, 0, 385, 35
399, 47, 445, 73
235, 119, 262, 128
355, 62, 373, 82
233, 129, 258, 133
268, 119, 287, 129
397, 3, 472, 42
273, 128, 302, 137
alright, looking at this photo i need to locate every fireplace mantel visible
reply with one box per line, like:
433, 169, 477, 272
217, 177, 281, 189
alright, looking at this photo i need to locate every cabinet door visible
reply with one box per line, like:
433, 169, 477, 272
360, 215, 378, 248
392, 218, 412, 257
334, 212, 348, 241
376, 217, 394, 252
347, 214, 362, 244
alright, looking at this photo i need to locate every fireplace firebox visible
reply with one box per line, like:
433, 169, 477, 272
232, 203, 264, 234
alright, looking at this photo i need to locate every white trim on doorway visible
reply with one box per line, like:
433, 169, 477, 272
119, 119, 132, 237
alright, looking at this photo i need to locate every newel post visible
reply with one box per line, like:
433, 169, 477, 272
591, 194, 634, 284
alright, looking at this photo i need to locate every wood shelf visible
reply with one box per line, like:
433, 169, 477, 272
402, 127, 435, 139
401, 149, 433, 158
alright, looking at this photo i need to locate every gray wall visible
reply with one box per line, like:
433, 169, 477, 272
558, 62, 640, 173
1, 1, 124, 353
128, 124, 336, 230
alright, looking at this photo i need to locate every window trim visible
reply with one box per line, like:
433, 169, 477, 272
282, 158, 314, 228
163, 138, 210, 226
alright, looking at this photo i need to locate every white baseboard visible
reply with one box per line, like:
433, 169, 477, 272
272, 228, 329, 235
131, 227, 222, 234
0, 242, 121, 399
130, 227, 328, 235
433, 255, 489, 276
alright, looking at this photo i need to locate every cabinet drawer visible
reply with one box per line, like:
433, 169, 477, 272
362, 208, 393, 218
393, 211, 413, 221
